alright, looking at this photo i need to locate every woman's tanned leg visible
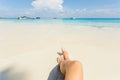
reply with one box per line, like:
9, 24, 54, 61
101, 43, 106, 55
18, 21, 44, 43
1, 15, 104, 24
57, 49, 83, 80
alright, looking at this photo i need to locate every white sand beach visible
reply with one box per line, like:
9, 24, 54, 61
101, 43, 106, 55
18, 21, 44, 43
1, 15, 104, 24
0, 21, 120, 80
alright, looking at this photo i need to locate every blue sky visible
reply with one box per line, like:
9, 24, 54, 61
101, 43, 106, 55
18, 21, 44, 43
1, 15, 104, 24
0, 0, 120, 18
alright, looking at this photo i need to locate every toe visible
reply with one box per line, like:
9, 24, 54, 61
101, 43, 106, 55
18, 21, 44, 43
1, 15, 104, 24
61, 48, 69, 60
57, 56, 63, 64
57, 56, 61, 64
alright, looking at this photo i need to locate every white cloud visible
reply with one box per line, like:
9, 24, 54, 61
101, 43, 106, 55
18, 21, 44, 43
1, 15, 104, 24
31, 0, 64, 12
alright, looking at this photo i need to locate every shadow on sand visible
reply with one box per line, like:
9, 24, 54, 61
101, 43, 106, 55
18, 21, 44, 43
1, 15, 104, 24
0, 65, 64, 80
48, 65, 64, 80
0, 67, 27, 80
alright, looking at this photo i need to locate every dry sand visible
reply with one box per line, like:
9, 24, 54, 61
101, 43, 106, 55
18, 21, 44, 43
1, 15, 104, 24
0, 21, 120, 80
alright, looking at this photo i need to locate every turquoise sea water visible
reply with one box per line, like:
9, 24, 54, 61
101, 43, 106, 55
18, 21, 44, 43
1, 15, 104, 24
0, 18, 120, 28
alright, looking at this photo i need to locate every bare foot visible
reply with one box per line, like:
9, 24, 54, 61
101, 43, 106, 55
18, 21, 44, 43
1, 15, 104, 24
62, 48, 70, 60
57, 48, 70, 74
57, 48, 70, 64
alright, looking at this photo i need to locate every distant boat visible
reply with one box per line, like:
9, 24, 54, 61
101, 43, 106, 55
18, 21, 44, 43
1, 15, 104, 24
70, 17, 76, 19
53, 17, 57, 19
36, 17, 40, 19
17, 16, 30, 20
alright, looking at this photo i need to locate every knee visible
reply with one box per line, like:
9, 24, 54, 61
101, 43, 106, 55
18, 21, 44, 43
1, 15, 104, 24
71, 60, 82, 67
